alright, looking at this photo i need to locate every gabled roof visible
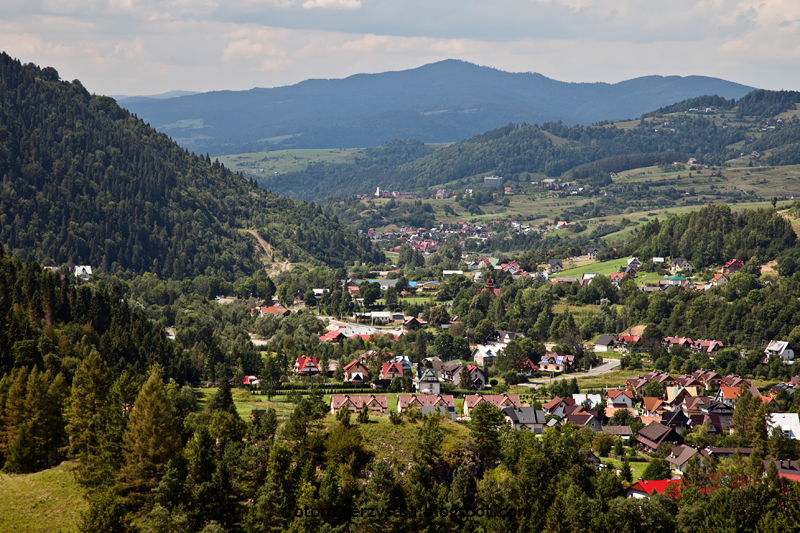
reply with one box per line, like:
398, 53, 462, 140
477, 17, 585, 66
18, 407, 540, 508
502, 406, 546, 425
638, 421, 673, 442
667, 445, 698, 467
627, 479, 682, 498
464, 393, 521, 409
607, 390, 634, 401
543, 396, 575, 411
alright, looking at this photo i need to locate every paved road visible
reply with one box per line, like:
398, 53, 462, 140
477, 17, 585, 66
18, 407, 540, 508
521, 357, 622, 388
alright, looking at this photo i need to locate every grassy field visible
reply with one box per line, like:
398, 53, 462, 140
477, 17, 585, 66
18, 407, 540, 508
614, 164, 800, 202
552, 257, 629, 278
218, 148, 363, 175
0, 462, 88, 533
603, 455, 651, 479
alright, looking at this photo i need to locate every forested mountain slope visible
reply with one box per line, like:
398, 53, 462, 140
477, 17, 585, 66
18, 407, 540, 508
259, 89, 800, 203
0, 54, 382, 277
121, 59, 753, 153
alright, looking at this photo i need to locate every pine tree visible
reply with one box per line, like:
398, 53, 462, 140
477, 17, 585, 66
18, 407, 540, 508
77, 488, 139, 533
67, 350, 112, 486
0, 367, 28, 464
4, 421, 33, 473
118, 366, 181, 507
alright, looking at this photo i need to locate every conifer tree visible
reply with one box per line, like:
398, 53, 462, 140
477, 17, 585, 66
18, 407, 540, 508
77, 488, 139, 533
67, 350, 111, 486
118, 366, 181, 507
0, 367, 28, 464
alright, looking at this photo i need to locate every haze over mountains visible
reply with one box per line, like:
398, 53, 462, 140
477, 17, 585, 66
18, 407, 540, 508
120, 60, 755, 155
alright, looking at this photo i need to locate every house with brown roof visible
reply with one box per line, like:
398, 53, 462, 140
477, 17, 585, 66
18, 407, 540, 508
691, 370, 723, 391
463, 394, 520, 416
636, 422, 684, 453
543, 396, 576, 417
539, 352, 575, 374
563, 413, 603, 432
342, 360, 369, 382
693, 339, 724, 355
397, 394, 455, 413
330, 394, 389, 414
666, 445, 700, 474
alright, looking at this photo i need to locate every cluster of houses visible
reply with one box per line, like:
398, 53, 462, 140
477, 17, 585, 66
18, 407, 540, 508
327, 392, 522, 420
367, 222, 493, 252
592, 332, 794, 365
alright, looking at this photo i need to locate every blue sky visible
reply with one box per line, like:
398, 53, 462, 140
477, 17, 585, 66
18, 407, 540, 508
1, 0, 798, 95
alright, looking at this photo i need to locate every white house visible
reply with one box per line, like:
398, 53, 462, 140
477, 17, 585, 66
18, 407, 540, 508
75, 265, 93, 281
764, 340, 795, 364
414, 368, 441, 395
767, 413, 800, 440
572, 394, 602, 410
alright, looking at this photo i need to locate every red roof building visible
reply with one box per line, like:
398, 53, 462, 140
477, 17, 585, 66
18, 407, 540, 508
627, 479, 682, 499
723, 259, 744, 275
293, 356, 321, 376
379, 362, 405, 380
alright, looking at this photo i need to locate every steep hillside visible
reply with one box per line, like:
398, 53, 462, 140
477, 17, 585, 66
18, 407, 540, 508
121, 59, 754, 153
0, 54, 382, 277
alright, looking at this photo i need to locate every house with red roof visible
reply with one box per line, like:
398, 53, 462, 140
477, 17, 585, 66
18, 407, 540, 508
627, 479, 682, 499
710, 273, 728, 287
723, 259, 744, 275
293, 356, 321, 376
379, 362, 405, 380
606, 390, 635, 408
693, 339, 724, 355
242, 375, 260, 386
543, 396, 576, 417
320, 330, 346, 343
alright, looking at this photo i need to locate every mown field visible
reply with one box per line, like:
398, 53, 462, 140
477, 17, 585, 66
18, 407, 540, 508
0, 462, 88, 533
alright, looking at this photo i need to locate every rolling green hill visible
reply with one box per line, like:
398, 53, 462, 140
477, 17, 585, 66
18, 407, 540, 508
0, 53, 382, 277
248, 89, 800, 205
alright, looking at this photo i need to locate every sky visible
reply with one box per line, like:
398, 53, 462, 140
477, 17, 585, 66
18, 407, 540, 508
1, 0, 799, 96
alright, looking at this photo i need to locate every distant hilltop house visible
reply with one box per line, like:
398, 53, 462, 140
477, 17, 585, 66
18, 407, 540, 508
435, 189, 449, 199
587, 247, 601, 259
723, 259, 744, 275
764, 340, 795, 364
548, 259, 563, 273
74, 265, 93, 281
483, 176, 503, 188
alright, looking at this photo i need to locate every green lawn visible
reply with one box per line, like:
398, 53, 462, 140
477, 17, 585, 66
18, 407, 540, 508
603, 454, 652, 480
0, 461, 88, 533
554, 257, 629, 278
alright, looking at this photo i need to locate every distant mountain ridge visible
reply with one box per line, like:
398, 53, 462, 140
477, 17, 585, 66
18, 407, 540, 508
120, 59, 755, 154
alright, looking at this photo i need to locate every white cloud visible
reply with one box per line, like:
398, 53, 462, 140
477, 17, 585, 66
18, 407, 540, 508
1, 0, 799, 95
302, 0, 360, 9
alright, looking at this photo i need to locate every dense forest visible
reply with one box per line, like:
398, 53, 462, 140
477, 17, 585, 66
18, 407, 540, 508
0, 53, 382, 278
